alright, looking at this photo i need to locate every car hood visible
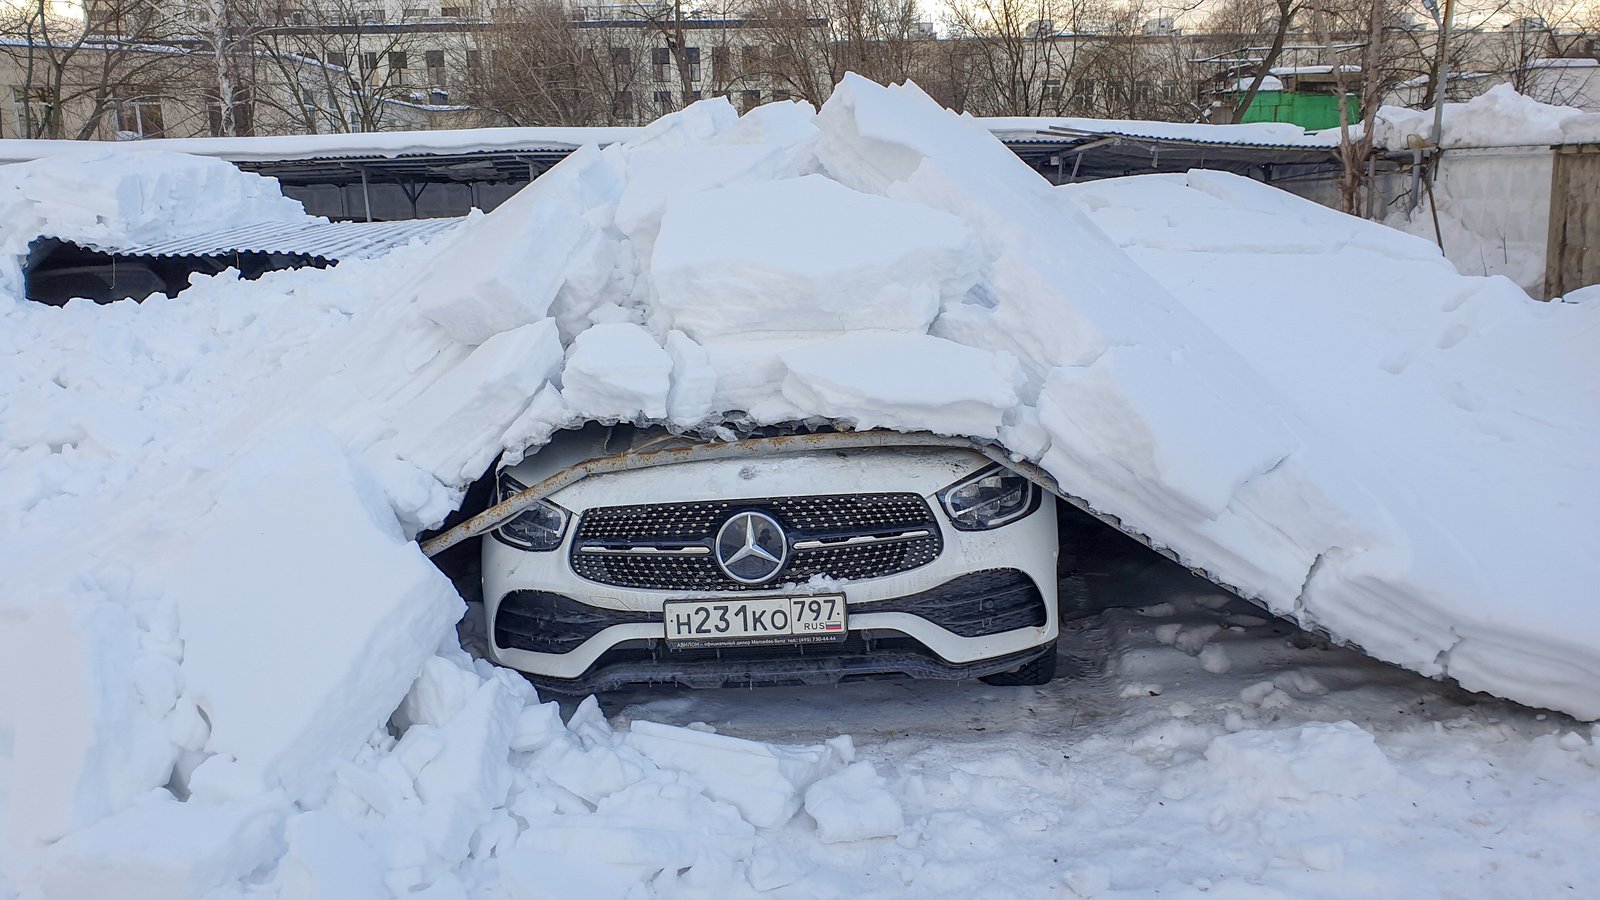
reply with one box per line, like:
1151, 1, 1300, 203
503, 424, 991, 513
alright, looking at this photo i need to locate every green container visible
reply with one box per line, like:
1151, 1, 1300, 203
1234, 90, 1359, 131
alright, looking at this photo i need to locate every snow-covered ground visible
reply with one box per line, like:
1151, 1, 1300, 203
1, 76, 1597, 899
596, 552, 1600, 898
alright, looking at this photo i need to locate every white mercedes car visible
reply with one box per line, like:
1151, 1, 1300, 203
477, 425, 1060, 693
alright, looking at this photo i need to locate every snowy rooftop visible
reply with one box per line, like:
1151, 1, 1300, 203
0, 126, 642, 166
979, 115, 1341, 149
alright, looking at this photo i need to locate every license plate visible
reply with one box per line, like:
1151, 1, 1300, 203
664, 595, 847, 649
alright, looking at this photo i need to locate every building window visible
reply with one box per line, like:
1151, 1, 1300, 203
652, 47, 671, 82
466, 49, 482, 75
613, 90, 634, 119
402, 7, 429, 17
654, 90, 672, 110
426, 50, 446, 86
685, 47, 700, 82
681, 89, 702, 103
740, 89, 759, 112
772, 89, 791, 101
610, 46, 630, 72
114, 98, 164, 138
389, 51, 408, 71
440, 5, 464, 16
363, 51, 380, 75
712, 46, 731, 77
326, 51, 349, 69
357, 8, 383, 23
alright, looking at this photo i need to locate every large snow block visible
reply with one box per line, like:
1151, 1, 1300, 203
413, 144, 624, 344
651, 174, 981, 340
1, 597, 177, 859
382, 319, 564, 487
39, 791, 285, 900
780, 332, 1023, 440
159, 427, 462, 803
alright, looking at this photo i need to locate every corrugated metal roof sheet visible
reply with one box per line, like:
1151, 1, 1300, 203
1000, 127, 1340, 152
54, 217, 462, 261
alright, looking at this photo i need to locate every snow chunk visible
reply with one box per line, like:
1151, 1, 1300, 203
1203, 722, 1397, 803
781, 332, 1023, 439
803, 761, 903, 843
560, 322, 674, 420
272, 811, 388, 900
39, 791, 285, 900
664, 330, 718, 426
627, 720, 848, 829
652, 174, 981, 340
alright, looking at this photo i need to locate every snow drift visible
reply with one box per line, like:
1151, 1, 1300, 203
1, 76, 1596, 897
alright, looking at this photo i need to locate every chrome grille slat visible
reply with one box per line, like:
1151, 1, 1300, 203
570, 493, 942, 591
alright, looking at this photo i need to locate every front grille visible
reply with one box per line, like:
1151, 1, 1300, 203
571, 493, 942, 591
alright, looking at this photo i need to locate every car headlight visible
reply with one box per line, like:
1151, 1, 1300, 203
939, 465, 1041, 531
494, 472, 570, 552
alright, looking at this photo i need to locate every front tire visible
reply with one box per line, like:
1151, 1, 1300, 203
980, 642, 1058, 686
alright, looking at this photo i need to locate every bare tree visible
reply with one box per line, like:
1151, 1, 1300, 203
462, 0, 648, 125
0, 0, 187, 139
244, 0, 437, 133
1073, 0, 1205, 120
1478, 0, 1594, 105
941, 0, 1093, 116
1310, 0, 1401, 213
739, 0, 924, 108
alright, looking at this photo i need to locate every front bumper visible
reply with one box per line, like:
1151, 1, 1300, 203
517, 640, 1057, 693
490, 568, 1054, 691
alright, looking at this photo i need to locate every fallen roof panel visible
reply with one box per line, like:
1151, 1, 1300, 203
47, 216, 463, 260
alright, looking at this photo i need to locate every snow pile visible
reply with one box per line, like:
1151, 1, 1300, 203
1, 75, 1597, 897
1371, 83, 1592, 148
0, 149, 310, 298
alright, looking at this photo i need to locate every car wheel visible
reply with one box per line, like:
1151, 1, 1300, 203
980, 642, 1058, 686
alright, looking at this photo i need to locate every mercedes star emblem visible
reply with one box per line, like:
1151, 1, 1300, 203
714, 511, 789, 584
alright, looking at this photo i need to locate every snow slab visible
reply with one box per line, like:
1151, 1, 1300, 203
651, 174, 980, 340
0, 76, 1597, 899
